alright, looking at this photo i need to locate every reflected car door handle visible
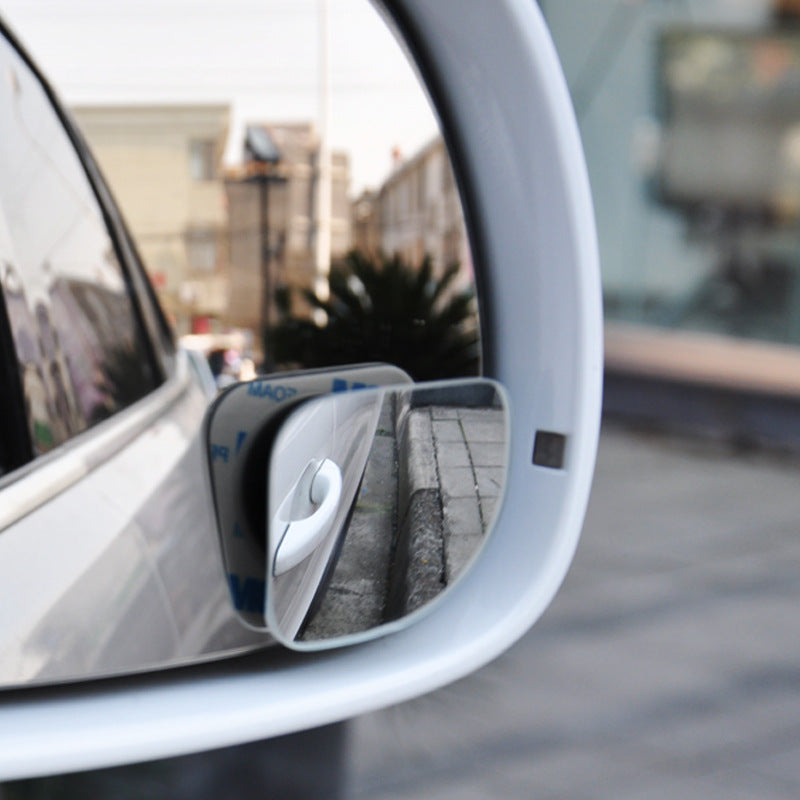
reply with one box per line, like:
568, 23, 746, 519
272, 459, 343, 576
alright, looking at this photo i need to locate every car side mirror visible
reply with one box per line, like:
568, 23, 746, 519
0, 0, 603, 779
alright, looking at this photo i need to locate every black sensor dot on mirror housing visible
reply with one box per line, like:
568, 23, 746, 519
533, 431, 567, 469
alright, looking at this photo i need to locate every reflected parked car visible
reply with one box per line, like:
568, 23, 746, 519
180, 332, 257, 391
0, 18, 270, 684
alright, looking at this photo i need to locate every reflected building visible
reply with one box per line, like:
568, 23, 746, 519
351, 137, 472, 290
48, 275, 150, 427
2, 261, 153, 453
351, 189, 381, 257
70, 104, 231, 335
225, 123, 352, 337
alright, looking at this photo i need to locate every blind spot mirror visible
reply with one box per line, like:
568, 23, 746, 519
266, 378, 509, 649
204, 363, 412, 629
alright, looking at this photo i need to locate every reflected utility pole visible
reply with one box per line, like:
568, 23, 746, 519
314, 0, 332, 304
244, 125, 283, 369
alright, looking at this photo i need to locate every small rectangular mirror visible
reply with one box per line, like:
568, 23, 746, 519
267, 378, 508, 648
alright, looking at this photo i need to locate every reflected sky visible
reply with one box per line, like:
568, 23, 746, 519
0, 0, 439, 193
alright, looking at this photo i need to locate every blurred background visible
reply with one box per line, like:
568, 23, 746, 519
2, 0, 800, 797
550, 0, 800, 450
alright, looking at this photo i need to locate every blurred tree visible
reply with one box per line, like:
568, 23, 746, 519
266, 251, 480, 381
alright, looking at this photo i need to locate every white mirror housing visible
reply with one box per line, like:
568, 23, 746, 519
0, 0, 601, 780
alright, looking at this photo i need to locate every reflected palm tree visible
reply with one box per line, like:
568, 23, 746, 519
267, 251, 480, 381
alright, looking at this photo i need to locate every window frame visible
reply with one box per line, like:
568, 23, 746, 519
185, 226, 220, 274
189, 138, 217, 182
0, 262, 32, 475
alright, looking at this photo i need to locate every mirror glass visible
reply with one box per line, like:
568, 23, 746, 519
267, 378, 508, 647
0, 0, 485, 684
8, 0, 482, 383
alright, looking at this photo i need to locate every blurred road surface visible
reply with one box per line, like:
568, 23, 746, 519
347, 423, 800, 799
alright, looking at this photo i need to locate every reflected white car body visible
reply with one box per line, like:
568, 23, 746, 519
0, 352, 266, 687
